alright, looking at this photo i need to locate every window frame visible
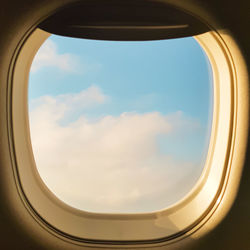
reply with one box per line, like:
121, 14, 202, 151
6, 1, 248, 248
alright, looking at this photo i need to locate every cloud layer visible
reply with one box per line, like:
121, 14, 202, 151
30, 40, 80, 73
29, 86, 202, 213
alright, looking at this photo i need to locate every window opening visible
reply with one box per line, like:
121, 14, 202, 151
28, 34, 213, 213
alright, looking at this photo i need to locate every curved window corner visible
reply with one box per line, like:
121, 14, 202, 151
8, 1, 248, 248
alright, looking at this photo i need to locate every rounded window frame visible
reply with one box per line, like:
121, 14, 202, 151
8, 4, 247, 248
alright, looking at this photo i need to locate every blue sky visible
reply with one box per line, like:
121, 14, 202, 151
28, 34, 213, 213
30, 36, 212, 120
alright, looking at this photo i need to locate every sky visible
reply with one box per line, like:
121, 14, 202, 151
28, 34, 213, 213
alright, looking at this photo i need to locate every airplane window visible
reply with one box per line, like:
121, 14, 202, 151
7, 0, 247, 245
28, 34, 213, 213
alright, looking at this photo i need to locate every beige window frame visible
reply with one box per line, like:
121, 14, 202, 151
7, 5, 248, 248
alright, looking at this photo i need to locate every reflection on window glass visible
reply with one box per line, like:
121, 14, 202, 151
29, 35, 213, 213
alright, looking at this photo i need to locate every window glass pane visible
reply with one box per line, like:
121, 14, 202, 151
28, 35, 213, 213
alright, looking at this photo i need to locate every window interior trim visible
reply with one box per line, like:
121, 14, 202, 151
7, 5, 248, 248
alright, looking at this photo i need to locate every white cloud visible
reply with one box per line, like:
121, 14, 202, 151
29, 89, 202, 213
30, 85, 108, 122
30, 39, 80, 73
